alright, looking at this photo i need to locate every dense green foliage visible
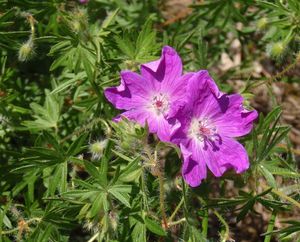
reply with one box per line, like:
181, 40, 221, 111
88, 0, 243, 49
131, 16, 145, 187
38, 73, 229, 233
0, 0, 299, 241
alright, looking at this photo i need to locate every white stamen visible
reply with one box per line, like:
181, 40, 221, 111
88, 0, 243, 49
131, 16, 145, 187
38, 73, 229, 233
149, 93, 170, 116
188, 117, 218, 142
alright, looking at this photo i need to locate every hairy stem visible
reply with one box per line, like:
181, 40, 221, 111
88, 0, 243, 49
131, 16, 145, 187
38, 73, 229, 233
158, 169, 168, 229
197, 196, 209, 238
1, 217, 41, 235
213, 210, 230, 242
168, 218, 186, 227
168, 197, 184, 223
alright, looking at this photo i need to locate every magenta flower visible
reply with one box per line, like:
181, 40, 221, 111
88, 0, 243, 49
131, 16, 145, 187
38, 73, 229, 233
171, 71, 258, 187
104, 46, 193, 142
79, 0, 89, 3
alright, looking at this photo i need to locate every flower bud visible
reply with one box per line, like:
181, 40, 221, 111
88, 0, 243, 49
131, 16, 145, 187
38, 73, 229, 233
267, 41, 286, 59
109, 211, 118, 232
72, 20, 81, 32
256, 17, 268, 30
89, 140, 108, 160
111, 119, 146, 154
18, 39, 34, 62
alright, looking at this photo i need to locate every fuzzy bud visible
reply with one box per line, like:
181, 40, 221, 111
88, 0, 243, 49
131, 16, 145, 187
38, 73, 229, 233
109, 211, 118, 232
67, 9, 88, 34
267, 41, 286, 59
10, 206, 21, 219
256, 17, 268, 30
18, 39, 34, 62
111, 119, 146, 154
89, 140, 108, 160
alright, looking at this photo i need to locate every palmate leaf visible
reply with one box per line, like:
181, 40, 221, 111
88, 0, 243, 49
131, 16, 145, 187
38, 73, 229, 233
115, 33, 135, 59
115, 18, 159, 63
135, 19, 159, 62
254, 107, 290, 164
22, 90, 62, 131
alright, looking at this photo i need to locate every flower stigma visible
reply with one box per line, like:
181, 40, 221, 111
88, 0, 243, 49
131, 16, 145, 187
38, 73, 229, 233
150, 93, 170, 116
188, 117, 218, 142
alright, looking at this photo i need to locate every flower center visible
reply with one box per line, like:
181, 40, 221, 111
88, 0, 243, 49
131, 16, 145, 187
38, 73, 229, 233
150, 93, 169, 115
189, 117, 218, 142
155, 100, 163, 108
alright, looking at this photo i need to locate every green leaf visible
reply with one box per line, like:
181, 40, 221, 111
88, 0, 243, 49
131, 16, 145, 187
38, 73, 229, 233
83, 160, 102, 184
115, 34, 135, 59
66, 133, 88, 156
118, 157, 142, 182
101, 8, 119, 29
259, 164, 277, 188
135, 18, 159, 62
88, 192, 106, 218
132, 220, 146, 242
109, 188, 131, 208
22, 90, 62, 131
144, 217, 166, 236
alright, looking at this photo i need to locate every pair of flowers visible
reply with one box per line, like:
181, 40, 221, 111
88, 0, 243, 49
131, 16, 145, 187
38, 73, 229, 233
105, 46, 258, 187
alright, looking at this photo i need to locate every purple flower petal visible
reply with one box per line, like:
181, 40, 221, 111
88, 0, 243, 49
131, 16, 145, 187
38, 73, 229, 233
140, 46, 182, 90
213, 94, 258, 137
167, 72, 195, 119
181, 144, 207, 187
172, 70, 256, 186
185, 71, 257, 137
201, 136, 250, 177
185, 71, 222, 118
105, 46, 194, 142
104, 70, 152, 110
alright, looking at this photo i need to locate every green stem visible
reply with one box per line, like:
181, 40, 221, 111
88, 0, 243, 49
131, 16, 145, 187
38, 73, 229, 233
158, 170, 168, 229
213, 210, 229, 242
202, 208, 209, 238
141, 169, 149, 211
264, 210, 277, 242
1, 228, 19, 235
144, 142, 168, 229
198, 196, 208, 238
182, 178, 189, 213
168, 218, 186, 227
168, 197, 184, 223
1, 218, 41, 235
87, 232, 100, 242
